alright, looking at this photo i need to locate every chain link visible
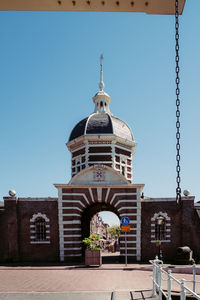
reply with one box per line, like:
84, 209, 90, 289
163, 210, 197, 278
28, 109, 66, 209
175, 0, 181, 203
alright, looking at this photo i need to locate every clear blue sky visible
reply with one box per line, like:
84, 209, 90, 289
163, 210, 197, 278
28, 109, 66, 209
0, 1, 200, 226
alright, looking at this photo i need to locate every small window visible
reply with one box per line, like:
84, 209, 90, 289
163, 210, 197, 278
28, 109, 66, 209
35, 217, 46, 241
30, 213, 50, 244
122, 166, 125, 175
155, 217, 166, 240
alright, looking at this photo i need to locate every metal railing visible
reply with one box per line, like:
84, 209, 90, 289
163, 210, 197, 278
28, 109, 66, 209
150, 257, 200, 300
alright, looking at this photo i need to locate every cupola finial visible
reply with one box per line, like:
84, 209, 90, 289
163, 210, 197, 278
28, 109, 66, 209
99, 54, 105, 91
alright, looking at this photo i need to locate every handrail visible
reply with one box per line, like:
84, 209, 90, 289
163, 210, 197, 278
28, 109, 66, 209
150, 257, 200, 300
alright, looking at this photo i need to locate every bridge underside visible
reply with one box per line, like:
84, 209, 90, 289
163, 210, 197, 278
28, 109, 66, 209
0, 0, 185, 14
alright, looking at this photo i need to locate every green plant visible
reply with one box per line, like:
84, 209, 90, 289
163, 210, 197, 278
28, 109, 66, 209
107, 225, 120, 239
82, 233, 101, 250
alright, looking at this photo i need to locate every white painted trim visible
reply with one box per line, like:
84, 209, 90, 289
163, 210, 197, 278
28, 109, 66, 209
71, 145, 85, 153
30, 213, 50, 222
114, 199, 137, 207
120, 213, 137, 217
110, 193, 137, 205
62, 213, 81, 217
62, 193, 89, 205
63, 234, 81, 237
62, 220, 81, 224
97, 187, 102, 201
120, 241, 136, 244
118, 247, 137, 250
105, 188, 110, 203
120, 234, 137, 237
63, 228, 81, 231
89, 188, 95, 203
151, 212, 170, 221
151, 240, 171, 243
30, 241, 50, 244
118, 206, 137, 211
58, 187, 64, 262
64, 247, 81, 250
64, 241, 81, 244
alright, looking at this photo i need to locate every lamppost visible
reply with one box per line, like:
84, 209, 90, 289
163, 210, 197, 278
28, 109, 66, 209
156, 216, 164, 260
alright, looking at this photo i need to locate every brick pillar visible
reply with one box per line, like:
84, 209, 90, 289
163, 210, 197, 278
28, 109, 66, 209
4, 197, 19, 262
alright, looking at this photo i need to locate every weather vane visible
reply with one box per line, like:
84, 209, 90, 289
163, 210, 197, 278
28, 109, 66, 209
100, 54, 103, 72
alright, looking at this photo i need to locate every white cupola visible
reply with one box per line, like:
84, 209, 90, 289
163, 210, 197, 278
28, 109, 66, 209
93, 55, 111, 114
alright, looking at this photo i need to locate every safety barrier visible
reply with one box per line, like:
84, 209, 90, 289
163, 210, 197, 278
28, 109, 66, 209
150, 257, 200, 300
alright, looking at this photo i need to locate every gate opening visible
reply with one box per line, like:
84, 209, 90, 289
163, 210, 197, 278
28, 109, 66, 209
81, 202, 121, 263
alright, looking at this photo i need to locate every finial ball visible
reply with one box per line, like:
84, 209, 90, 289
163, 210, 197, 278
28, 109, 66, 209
183, 190, 190, 196
9, 190, 16, 197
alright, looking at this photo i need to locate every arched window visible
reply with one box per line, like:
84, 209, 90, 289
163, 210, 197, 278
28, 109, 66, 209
155, 216, 166, 240
151, 212, 171, 243
30, 213, 50, 244
35, 217, 46, 241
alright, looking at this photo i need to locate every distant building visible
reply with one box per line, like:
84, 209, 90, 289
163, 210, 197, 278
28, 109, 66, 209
0, 62, 200, 263
90, 213, 111, 240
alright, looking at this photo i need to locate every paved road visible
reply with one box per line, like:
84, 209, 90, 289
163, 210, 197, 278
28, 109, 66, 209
0, 264, 199, 299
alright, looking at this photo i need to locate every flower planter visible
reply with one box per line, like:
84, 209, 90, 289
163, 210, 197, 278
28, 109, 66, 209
85, 249, 102, 266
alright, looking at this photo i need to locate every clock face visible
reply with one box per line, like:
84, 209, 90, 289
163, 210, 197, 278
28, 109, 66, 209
93, 166, 105, 181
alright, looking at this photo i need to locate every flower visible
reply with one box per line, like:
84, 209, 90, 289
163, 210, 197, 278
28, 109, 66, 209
82, 233, 101, 250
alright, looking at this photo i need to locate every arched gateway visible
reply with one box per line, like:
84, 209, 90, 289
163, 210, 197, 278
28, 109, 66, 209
55, 60, 144, 262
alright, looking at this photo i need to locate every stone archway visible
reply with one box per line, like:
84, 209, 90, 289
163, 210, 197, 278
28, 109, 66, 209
81, 202, 120, 261
55, 166, 144, 262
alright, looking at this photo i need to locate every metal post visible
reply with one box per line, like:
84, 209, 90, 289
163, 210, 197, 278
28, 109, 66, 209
167, 270, 172, 300
158, 266, 162, 300
193, 264, 196, 293
125, 232, 127, 266
152, 261, 157, 297
180, 279, 186, 300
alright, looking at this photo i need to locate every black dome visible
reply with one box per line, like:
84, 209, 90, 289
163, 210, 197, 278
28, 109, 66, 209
68, 113, 133, 142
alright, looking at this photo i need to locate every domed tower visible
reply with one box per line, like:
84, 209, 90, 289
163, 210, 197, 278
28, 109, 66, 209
67, 58, 136, 183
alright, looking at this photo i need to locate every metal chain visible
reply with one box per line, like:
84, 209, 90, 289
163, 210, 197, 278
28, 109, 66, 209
175, 0, 181, 203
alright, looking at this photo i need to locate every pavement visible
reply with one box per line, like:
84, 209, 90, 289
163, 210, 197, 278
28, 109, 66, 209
0, 262, 199, 300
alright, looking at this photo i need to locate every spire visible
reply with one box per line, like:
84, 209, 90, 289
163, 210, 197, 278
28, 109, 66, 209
93, 55, 111, 114
99, 54, 105, 91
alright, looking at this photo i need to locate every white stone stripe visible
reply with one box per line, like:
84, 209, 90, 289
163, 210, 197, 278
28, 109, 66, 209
151, 240, 171, 243
118, 206, 136, 211
120, 234, 137, 237
64, 234, 81, 237
63, 228, 81, 231
105, 188, 110, 203
62, 193, 89, 205
64, 247, 81, 250
120, 247, 137, 250
62, 200, 85, 208
30, 241, 50, 244
120, 241, 136, 244
114, 199, 137, 207
120, 213, 137, 217
71, 145, 85, 153
110, 193, 136, 205
89, 188, 95, 203
62, 220, 81, 224
64, 241, 81, 244
62, 213, 80, 217
97, 188, 102, 201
